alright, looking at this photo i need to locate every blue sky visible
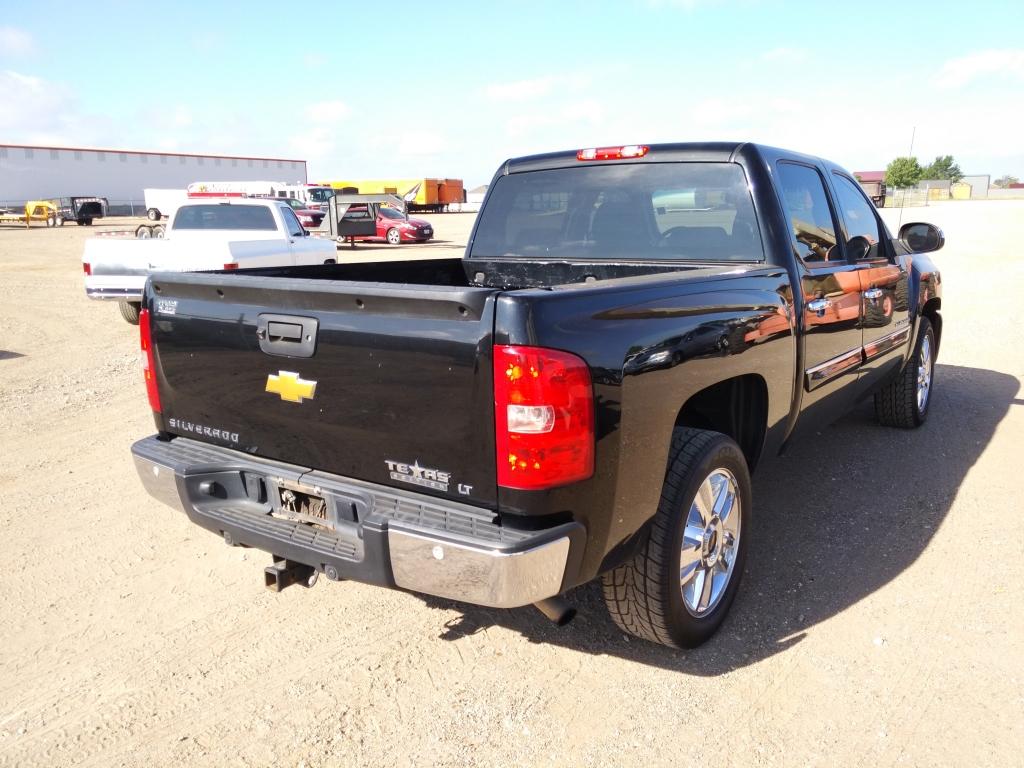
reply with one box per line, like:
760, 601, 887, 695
1, 0, 1021, 185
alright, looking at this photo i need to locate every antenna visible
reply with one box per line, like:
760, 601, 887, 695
898, 126, 916, 229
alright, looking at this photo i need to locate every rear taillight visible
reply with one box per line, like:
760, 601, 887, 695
83, 262, 91, 275
223, 262, 239, 270
494, 345, 594, 490
139, 308, 162, 413
577, 144, 649, 161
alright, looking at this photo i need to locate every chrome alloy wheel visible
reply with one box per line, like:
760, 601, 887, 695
917, 334, 933, 412
680, 468, 741, 616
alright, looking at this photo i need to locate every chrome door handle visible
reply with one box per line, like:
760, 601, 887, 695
864, 287, 883, 301
807, 298, 831, 315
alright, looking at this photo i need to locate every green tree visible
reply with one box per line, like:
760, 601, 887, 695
885, 156, 924, 189
993, 175, 1019, 188
921, 155, 963, 182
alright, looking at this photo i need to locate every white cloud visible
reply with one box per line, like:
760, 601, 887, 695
306, 100, 350, 123
286, 101, 352, 161
0, 26, 33, 56
485, 76, 557, 102
393, 131, 446, 156
644, 0, 720, 9
484, 74, 591, 103
0, 70, 104, 143
934, 48, 1024, 89
762, 47, 807, 64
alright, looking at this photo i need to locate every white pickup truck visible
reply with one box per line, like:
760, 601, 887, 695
83, 199, 337, 323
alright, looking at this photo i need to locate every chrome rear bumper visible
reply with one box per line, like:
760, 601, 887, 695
131, 436, 579, 608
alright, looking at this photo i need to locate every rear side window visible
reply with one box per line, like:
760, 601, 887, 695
469, 162, 763, 262
172, 204, 277, 231
776, 162, 840, 265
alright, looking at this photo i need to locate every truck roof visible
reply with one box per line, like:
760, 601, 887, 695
501, 141, 834, 176
179, 198, 284, 207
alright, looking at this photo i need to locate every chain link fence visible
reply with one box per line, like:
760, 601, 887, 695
884, 189, 930, 208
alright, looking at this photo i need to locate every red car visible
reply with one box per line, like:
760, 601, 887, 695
374, 207, 433, 244
278, 197, 326, 229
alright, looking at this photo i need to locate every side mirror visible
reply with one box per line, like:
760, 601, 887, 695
899, 222, 944, 253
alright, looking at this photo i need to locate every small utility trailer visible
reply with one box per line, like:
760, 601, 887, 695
322, 192, 406, 248
0, 200, 58, 228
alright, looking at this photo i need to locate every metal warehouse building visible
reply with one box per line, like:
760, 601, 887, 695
0, 144, 307, 211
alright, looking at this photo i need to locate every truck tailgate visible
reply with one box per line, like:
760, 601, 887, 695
146, 272, 500, 508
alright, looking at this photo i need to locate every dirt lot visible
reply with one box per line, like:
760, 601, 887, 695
1, 203, 1022, 767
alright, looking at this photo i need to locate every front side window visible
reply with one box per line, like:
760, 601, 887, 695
832, 173, 883, 261
776, 162, 840, 265
469, 162, 764, 262
172, 204, 277, 231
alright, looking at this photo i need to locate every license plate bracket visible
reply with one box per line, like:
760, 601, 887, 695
273, 479, 332, 529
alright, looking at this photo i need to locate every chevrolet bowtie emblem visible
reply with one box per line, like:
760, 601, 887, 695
265, 371, 317, 403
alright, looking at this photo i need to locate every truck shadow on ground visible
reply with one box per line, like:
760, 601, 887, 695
422, 364, 1019, 674
0, 350, 25, 361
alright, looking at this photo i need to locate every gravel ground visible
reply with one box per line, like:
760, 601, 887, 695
0, 203, 1021, 767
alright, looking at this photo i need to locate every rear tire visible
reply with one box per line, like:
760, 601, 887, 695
56, 216, 65, 226
602, 428, 751, 648
135, 225, 152, 239
119, 301, 141, 325
152, 224, 165, 239
874, 317, 935, 428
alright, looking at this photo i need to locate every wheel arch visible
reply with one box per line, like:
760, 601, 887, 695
922, 297, 941, 353
673, 374, 769, 472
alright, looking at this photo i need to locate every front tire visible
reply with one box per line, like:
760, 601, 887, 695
118, 301, 141, 325
874, 317, 935, 428
603, 428, 751, 648
386, 227, 402, 245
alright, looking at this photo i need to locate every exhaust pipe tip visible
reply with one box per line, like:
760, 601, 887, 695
534, 596, 576, 626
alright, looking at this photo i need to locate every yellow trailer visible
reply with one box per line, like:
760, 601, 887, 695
0, 200, 58, 228
320, 178, 464, 213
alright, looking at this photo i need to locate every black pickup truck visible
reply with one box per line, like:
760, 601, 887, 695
131, 142, 943, 648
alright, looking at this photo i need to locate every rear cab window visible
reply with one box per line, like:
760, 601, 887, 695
172, 204, 277, 231
469, 162, 764, 262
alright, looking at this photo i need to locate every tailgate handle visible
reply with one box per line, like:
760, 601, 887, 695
257, 313, 318, 358
268, 321, 303, 341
